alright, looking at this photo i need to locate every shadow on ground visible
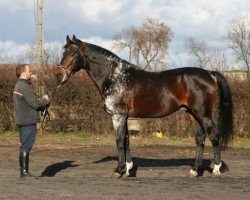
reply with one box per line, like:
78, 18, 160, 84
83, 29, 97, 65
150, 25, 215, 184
40, 160, 79, 177
93, 156, 229, 177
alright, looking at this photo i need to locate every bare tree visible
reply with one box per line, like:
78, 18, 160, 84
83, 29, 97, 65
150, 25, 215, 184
0, 42, 4, 63
24, 45, 37, 63
113, 18, 173, 71
134, 18, 173, 71
208, 46, 228, 71
185, 37, 227, 70
185, 37, 209, 68
226, 16, 250, 79
113, 27, 137, 63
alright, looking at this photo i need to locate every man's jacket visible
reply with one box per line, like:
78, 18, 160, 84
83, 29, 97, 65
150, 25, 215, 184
13, 79, 48, 126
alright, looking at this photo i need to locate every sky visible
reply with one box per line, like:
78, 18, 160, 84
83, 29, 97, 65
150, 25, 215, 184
1, 0, 250, 66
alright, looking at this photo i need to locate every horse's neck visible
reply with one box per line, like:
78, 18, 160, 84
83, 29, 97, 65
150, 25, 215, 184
86, 61, 111, 95
82, 46, 129, 95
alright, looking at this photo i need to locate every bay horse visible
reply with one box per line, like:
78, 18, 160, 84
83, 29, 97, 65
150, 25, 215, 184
54, 35, 233, 178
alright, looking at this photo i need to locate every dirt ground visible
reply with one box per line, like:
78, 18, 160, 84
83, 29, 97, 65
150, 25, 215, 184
0, 134, 249, 200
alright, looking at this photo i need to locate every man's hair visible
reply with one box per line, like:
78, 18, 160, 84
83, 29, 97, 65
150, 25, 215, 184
15, 64, 27, 78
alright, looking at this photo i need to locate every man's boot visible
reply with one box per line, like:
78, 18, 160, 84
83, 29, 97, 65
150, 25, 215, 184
19, 151, 35, 178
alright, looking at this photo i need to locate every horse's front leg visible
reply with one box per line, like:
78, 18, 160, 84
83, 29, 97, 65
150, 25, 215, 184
111, 114, 128, 178
124, 127, 133, 177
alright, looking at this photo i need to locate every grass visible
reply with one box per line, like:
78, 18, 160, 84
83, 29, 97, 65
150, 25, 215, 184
0, 130, 19, 137
172, 135, 186, 142
231, 137, 250, 148
0, 131, 249, 149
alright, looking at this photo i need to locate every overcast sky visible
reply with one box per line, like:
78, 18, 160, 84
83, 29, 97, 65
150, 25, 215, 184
1, 0, 250, 66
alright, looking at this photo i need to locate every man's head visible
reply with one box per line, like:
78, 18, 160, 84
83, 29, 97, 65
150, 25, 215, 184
15, 64, 32, 80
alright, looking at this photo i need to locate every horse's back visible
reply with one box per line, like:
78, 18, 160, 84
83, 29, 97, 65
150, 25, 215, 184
124, 67, 216, 118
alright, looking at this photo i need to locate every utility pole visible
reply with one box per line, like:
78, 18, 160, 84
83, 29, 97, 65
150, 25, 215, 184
36, 0, 45, 96
36, 0, 44, 68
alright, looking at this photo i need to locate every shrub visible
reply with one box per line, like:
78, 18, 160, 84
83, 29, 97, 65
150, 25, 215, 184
0, 65, 249, 138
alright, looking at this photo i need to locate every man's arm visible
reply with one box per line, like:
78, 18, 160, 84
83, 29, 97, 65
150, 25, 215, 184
21, 84, 49, 111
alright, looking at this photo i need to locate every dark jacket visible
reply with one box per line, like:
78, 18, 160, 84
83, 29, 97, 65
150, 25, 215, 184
13, 79, 49, 126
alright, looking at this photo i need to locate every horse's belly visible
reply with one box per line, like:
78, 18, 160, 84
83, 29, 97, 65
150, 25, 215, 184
127, 96, 179, 118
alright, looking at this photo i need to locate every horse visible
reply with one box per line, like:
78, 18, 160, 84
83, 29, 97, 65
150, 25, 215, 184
54, 35, 233, 178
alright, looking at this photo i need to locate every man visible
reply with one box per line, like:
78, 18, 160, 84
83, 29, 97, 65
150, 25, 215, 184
13, 64, 49, 178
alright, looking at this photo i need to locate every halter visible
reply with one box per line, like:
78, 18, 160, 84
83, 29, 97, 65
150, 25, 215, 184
60, 47, 79, 83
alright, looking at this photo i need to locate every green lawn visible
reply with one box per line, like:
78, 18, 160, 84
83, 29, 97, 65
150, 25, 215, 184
1, 131, 250, 149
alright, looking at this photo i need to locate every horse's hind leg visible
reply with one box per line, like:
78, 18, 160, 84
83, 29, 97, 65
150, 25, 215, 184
207, 119, 222, 176
190, 116, 222, 177
190, 120, 206, 177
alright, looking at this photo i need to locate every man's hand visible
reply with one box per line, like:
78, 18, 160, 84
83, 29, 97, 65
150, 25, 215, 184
43, 94, 49, 101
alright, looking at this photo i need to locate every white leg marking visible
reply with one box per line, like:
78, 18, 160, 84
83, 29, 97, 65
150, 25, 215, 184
212, 162, 222, 176
189, 169, 198, 177
126, 161, 133, 175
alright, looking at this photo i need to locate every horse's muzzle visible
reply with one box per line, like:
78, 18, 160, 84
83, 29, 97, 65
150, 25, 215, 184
54, 66, 65, 83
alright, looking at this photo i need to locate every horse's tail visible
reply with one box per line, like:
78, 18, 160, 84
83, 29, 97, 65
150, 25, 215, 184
210, 71, 234, 149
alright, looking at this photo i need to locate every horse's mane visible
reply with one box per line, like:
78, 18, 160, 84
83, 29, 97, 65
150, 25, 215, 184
81, 41, 122, 61
82, 40, 136, 66
66, 39, 136, 68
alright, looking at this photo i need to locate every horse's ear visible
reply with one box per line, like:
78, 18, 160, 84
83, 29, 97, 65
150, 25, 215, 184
72, 35, 77, 43
66, 35, 71, 44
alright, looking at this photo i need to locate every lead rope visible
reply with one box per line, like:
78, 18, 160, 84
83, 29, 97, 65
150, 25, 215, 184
41, 84, 62, 131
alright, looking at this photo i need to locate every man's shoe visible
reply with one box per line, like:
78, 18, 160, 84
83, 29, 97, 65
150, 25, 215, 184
19, 151, 36, 179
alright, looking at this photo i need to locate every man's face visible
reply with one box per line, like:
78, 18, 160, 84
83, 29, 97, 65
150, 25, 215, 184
22, 66, 32, 80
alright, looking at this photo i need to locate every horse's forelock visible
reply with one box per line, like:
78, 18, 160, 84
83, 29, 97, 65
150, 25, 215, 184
63, 41, 80, 49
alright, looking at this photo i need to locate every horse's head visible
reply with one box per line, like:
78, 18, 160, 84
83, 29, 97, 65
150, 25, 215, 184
55, 35, 85, 84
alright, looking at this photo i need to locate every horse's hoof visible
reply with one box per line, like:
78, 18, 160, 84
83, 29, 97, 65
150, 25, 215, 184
111, 172, 122, 179
189, 169, 198, 177
212, 162, 222, 176
121, 173, 130, 179
212, 171, 221, 177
